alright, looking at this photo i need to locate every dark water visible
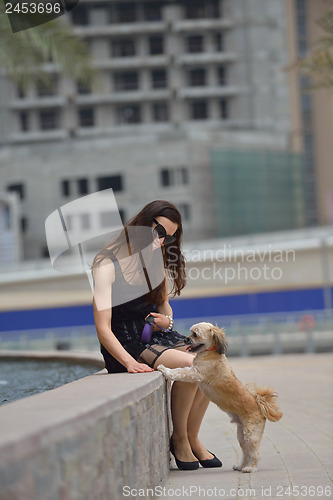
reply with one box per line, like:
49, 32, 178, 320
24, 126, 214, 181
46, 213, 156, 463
0, 359, 98, 405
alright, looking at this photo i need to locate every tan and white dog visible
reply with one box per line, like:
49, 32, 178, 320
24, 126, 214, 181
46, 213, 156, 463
158, 322, 283, 473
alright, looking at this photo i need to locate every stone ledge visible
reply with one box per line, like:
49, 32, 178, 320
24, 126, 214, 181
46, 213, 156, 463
0, 351, 170, 499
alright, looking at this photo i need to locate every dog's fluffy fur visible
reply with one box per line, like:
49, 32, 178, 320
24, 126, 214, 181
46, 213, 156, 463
158, 322, 283, 473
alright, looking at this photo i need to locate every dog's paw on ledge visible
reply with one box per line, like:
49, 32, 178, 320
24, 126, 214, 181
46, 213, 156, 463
157, 365, 172, 378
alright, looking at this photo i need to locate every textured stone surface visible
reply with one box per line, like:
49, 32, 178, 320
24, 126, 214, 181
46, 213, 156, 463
0, 359, 169, 500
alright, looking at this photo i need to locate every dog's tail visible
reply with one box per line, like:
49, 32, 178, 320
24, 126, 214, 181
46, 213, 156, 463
247, 384, 283, 422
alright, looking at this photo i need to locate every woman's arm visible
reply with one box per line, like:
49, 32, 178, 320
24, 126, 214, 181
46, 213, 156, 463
149, 300, 173, 330
157, 300, 173, 317
149, 277, 173, 330
93, 261, 153, 373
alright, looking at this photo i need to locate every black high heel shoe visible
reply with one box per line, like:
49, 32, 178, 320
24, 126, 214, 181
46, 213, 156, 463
193, 450, 223, 468
170, 438, 199, 470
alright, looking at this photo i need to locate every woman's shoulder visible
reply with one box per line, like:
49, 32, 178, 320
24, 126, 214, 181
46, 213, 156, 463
92, 257, 116, 283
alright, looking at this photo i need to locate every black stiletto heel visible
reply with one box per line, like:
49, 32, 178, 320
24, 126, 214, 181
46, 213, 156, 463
193, 450, 223, 468
170, 438, 199, 470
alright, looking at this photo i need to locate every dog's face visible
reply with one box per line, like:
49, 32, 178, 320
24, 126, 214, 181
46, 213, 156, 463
186, 322, 228, 355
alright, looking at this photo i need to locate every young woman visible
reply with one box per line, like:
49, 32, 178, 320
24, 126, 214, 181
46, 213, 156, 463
92, 200, 222, 470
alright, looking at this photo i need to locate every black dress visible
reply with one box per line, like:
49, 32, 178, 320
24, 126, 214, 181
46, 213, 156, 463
100, 257, 187, 373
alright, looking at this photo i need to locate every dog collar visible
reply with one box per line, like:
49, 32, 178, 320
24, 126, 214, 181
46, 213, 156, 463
204, 346, 216, 352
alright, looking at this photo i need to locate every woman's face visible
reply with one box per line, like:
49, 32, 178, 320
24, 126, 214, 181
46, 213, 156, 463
152, 216, 178, 250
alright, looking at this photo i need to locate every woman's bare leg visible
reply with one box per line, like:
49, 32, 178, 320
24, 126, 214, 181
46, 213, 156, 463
154, 348, 208, 462
187, 388, 214, 460
170, 381, 200, 462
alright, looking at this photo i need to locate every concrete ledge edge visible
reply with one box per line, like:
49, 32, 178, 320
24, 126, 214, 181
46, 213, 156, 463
0, 351, 165, 464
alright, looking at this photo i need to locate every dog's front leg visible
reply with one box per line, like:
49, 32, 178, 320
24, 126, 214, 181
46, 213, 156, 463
157, 365, 202, 383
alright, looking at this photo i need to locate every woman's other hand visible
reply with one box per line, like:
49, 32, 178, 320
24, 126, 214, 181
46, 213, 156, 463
125, 360, 154, 373
148, 312, 171, 331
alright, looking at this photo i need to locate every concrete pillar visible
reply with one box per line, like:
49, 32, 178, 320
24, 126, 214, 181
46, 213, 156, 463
207, 64, 216, 87
211, 98, 220, 121
62, 77, 76, 131
141, 101, 150, 124
92, 39, 109, 60
141, 68, 150, 91
30, 110, 39, 132
137, 35, 145, 57
163, 4, 183, 126
100, 104, 114, 128
89, 6, 108, 26
206, 32, 214, 53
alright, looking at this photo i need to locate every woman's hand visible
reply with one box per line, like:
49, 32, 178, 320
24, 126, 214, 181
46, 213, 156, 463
125, 360, 154, 373
148, 312, 171, 331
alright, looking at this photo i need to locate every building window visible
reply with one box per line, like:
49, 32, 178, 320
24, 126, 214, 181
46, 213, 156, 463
187, 35, 203, 53
61, 178, 89, 196
78, 178, 89, 195
100, 211, 113, 228
79, 108, 95, 127
149, 36, 164, 55
97, 175, 123, 192
220, 99, 229, 119
214, 33, 224, 52
151, 69, 167, 89
114, 72, 139, 91
191, 100, 208, 120
111, 39, 136, 57
209, 0, 221, 18
19, 112, 29, 132
42, 246, 50, 258
296, 0, 308, 57
143, 2, 162, 21
160, 167, 189, 187
65, 215, 72, 231
115, 2, 137, 23
185, 2, 205, 19
17, 87, 25, 98
178, 167, 189, 185
188, 68, 206, 87
7, 183, 25, 200
116, 104, 141, 124
160, 169, 171, 187
100, 209, 125, 227
118, 209, 126, 223
185, 0, 220, 19
61, 180, 70, 197
0, 202, 11, 229
153, 102, 169, 122
36, 76, 57, 97
71, 4, 89, 25
77, 80, 91, 95
178, 203, 191, 221
21, 216, 28, 232
39, 110, 59, 130
217, 66, 226, 86
80, 213, 90, 230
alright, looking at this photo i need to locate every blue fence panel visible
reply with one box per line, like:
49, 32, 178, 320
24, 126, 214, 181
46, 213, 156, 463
0, 286, 332, 332
0, 305, 94, 332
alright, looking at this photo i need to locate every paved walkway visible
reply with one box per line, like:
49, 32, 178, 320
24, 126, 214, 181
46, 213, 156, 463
161, 354, 333, 500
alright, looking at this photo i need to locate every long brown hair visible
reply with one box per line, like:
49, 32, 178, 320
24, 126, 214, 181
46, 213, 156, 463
93, 200, 186, 305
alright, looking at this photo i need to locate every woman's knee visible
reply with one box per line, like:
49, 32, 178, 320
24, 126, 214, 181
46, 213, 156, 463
154, 349, 194, 370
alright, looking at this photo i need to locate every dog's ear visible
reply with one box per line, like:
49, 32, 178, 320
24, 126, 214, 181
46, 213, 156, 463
211, 325, 228, 354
